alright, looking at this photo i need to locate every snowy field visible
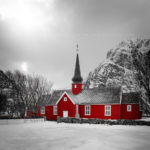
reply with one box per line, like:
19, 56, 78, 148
0, 120, 150, 150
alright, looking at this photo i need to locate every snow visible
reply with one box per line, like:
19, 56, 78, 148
0, 120, 150, 150
0, 119, 44, 125
140, 117, 150, 122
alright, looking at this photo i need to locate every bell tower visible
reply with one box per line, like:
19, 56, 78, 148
72, 44, 83, 94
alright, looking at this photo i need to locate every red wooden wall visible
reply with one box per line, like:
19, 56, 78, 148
72, 83, 82, 94
45, 106, 57, 120
27, 106, 45, 118
36, 106, 45, 117
79, 105, 122, 120
121, 104, 142, 119
45, 93, 76, 120
57, 93, 76, 118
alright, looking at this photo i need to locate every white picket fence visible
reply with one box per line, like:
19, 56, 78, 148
0, 118, 45, 125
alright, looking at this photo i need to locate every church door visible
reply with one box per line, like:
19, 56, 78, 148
63, 111, 68, 118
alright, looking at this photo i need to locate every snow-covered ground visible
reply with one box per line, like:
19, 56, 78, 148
0, 120, 150, 150
0, 118, 44, 125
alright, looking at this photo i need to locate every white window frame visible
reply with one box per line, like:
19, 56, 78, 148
74, 84, 77, 88
64, 97, 67, 101
53, 106, 57, 115
40, 106, 45, 114
127, 105, 132, 112
105, 105, 111, 116
85, 105, 91, 115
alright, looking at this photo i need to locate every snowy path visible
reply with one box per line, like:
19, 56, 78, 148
0, 121, 150, 150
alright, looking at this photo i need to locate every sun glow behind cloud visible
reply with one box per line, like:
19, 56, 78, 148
20, 62, 28, 73
0, 0, 55, 33
1, 0, 150, 89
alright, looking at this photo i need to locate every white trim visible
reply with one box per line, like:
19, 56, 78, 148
64, 97, 67, 101
105, 105, 111, 116
56, 92, 75, 105
123, 103, 138, 105
127, 105, 132, 112
53, 105, 57, 115
74, 84, 77, 88
75, 104, 80, 118
80, 103, 120, 106
46, 103, 138, 106
85, 105, 91, 115
79, 103, 138, 106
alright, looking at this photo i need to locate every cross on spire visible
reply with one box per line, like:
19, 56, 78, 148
76, 43, 79, 53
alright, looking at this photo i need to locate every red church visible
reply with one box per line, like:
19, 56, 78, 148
37, 51, 142, 120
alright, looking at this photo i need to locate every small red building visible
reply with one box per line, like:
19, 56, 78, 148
39, 51, 142, 120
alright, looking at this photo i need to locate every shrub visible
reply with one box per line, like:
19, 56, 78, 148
57, 117, 150, 126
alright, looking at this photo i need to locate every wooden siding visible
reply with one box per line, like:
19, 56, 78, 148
46, 93, 76, 120
57, 93, 76, 118
36, 106, 45, 117
45, 106, 57, 120
72, 83, 82, 94
79, 105, 122, 120
121, 104, 142, 119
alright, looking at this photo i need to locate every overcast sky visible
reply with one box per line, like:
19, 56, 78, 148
0, 0, 150, 89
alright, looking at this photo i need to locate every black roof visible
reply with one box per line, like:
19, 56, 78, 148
72, 53, 83, 83
38, 95, 52, 106
46, 87, 125, 105
122, 92, 140, 104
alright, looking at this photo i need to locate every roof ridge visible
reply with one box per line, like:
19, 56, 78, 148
52, 89, 71, 92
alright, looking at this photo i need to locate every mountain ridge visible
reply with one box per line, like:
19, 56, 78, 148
84, 39, 150, 92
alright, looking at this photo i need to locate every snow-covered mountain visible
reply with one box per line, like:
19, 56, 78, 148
84, 39, 150, 92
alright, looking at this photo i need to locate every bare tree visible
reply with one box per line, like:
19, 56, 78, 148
0, 94, 7, 115
5, 70, 53, 118
6, 70, 28, 117
26, 75, 53, 116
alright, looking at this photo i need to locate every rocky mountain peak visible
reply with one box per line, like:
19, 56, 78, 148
84, 39, 150, 92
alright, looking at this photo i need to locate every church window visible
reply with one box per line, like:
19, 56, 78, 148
85, 105, 91, 115
53, 106, 57, 115
127, 105, 131, 112
105, 105, 111, 116
64, 97, 67, 101
40, 107, 45, 114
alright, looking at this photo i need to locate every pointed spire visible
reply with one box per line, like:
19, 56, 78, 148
76, 43, 79, 53
72, 45, 83, 83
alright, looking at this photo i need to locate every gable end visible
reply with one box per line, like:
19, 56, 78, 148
56, 92, 75, 105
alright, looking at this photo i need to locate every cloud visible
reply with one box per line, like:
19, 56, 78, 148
0, 0, 150, 88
